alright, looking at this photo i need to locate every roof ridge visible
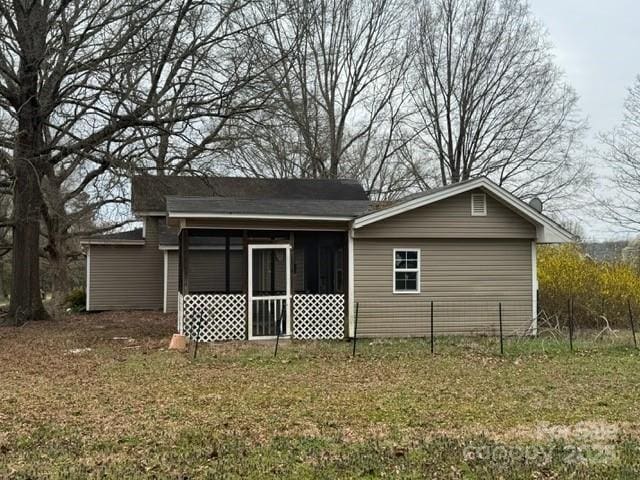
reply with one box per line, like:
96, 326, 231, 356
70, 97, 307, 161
133, 174, 362, 184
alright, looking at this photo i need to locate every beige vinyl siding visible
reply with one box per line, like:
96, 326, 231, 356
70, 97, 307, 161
354, 238, 533, 337
165, 251, 179, 312
88, 217, 164, 310
355, 189, 536, 239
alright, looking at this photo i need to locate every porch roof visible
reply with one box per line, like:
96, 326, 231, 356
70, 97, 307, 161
166, 196, 372, 220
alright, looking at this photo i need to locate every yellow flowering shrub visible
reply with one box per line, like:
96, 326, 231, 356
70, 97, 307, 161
538, 244, 640, 328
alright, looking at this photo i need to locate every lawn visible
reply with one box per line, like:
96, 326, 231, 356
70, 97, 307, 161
1, 312, 639, 479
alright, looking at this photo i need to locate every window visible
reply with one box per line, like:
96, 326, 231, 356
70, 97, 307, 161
471, 193, 487, 216
393, 249, 420, 293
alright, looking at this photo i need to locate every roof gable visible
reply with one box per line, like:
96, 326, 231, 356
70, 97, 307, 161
353, 177, 574, 243
354, 188, 536, 239
132, 175, 368, 213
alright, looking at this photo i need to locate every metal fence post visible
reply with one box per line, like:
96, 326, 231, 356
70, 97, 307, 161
568, 297, 574, 352
628, 298, 638, 349
352, 302, 360, 357
499, 302, 504, 355
430, 300, 434, 354
274, 308, 283, 358
192, 313, 204, 361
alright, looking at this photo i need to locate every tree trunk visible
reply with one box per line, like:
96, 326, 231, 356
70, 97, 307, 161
8, 15, 49, 324
0, 261, 6, 300
41, 174, 71, 315
9, 155, 49, 323
48, 251, 71, 314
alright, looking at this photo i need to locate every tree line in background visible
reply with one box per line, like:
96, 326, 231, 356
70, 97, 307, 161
0, 0, 633, 324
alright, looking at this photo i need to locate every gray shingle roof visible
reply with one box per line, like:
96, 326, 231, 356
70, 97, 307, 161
82, 228, 144, 243
166, 196, 372, 218
132, 175, 368, 213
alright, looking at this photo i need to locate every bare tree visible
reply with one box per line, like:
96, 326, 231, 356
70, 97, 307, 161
119, 4, 278, 178
226, 0, 415, 197
0, 0, 270, 323
409, 0, 589, 207
598, 75, 640, 231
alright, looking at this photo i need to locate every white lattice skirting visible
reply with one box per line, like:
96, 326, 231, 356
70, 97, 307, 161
182, 294, 246, 342
292, 294, 345, 340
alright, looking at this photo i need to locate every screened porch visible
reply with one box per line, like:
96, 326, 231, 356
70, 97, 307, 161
176, 229, 348, 341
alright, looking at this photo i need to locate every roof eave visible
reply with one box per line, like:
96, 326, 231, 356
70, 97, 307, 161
166, 212, 355, 222
80, 240, 146, 246
134, 211, 167, 217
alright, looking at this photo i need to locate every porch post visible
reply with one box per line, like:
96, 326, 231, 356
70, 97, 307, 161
243, 229, 249, 340
289, 232, 295, 335
177, 227, 190, 336
180, 228, 190, 295
348, 228, 355, 338
225, 233, 230, 293
285, 244, 292, 336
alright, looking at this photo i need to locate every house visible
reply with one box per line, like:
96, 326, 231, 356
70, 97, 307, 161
81, 175, 573, 340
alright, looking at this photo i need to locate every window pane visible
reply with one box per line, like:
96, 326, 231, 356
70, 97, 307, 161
406, 251, 417, 260
395, 271, 417, 291
406, 259, 418, 269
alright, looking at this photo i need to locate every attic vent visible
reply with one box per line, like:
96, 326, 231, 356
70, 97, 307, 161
471, 193, 487, 216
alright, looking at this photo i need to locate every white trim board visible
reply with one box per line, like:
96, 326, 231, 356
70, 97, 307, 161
352, 177, 574, 243
86, 246, 91, 311
174, 225, 348, 233
163, 250, 168, 313
79, 240, 145, 246
247, 243, 292, 340
168, 212, 353, 222
158, 245, 244, 251
135, 211, 167, 217
531, 241, 538, 335
348, 229, 355, 337
392, 248, 421, 294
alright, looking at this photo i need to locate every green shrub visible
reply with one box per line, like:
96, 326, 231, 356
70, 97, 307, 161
64, 288, 86, 312
538, 244, 640, 328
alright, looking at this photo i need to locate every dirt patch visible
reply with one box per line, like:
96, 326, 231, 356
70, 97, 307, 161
0, 310, 176, 347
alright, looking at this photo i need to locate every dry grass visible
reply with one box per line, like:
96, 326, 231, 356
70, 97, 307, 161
1, 312, 639, 479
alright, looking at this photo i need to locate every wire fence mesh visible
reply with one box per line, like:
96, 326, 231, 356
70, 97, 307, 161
355, 300, 534, 338
350, 296, 639, 356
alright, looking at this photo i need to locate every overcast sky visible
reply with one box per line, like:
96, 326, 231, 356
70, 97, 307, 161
529, 0, 640, 240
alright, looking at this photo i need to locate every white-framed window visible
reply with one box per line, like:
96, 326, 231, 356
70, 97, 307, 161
393, 248, 420, 294
471, 193, 487, 216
